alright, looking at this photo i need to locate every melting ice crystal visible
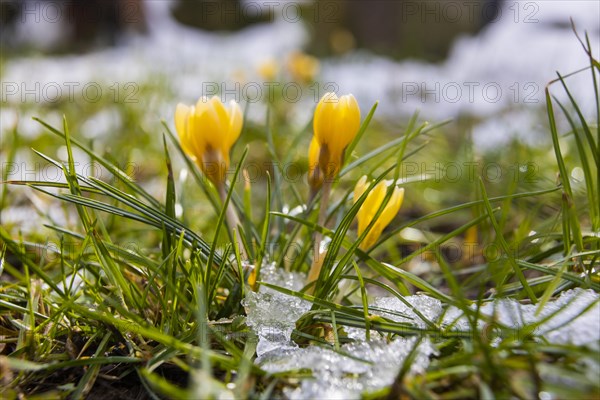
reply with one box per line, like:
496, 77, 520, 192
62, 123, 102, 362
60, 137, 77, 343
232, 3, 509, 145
243, 265, 599, 399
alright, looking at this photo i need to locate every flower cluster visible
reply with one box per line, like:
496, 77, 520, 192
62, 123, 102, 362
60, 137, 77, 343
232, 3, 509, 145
256, 51, 320, 83
174, 92, 404, 255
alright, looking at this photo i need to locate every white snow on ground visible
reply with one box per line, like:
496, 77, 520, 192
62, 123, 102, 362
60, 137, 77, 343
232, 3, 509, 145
242, 263, 311, 357
242, 264, 439, 399
243, 263, 599, 399
2, 0, 598, 149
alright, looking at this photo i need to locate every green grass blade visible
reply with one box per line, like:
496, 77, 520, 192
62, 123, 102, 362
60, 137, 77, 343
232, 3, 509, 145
344, 101, 378, 161
255, 172, 271, 286
478, 178, 537, 303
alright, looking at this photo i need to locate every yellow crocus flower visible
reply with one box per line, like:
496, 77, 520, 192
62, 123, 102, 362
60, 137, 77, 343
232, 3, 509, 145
257, 58, 278, 81
309, 92, 361, 185
175, 96, 243, 185
354, 176, 405, 250
287, 51, 320, 83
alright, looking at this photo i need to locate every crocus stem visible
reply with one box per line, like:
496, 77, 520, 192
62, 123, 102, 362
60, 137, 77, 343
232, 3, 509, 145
307, 179, 332, 288
218, 182, 247, 260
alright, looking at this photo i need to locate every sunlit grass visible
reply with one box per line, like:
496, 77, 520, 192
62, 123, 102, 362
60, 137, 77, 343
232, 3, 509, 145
1, 35, 599, 399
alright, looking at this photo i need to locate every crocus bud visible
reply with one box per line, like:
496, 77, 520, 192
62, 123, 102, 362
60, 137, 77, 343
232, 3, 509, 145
309, 92, 361, 186
354, 176, 404, 250
287, 51, 320, 83
175, 96, 243, 185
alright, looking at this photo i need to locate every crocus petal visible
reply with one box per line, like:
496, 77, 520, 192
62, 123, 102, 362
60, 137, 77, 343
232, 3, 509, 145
362, 221, 383, 250
175, 103, 193, 154
194, 96, 210, 113
210, 96, 231, 133
176, 96, 244, 185
226, 100, 243, 149
353, 175, 368, 204
313, 92, 338, 145
175, 103, 189, 138
379, 187, 404, 229
354, 177, 404, 250
357, 181, 386, 237
338, 94, 361, 146
196, 106, 225, 152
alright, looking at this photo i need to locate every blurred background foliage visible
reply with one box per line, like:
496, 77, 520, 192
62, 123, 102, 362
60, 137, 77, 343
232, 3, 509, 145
2, 0, 498, 59
1, 0, 593, 264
